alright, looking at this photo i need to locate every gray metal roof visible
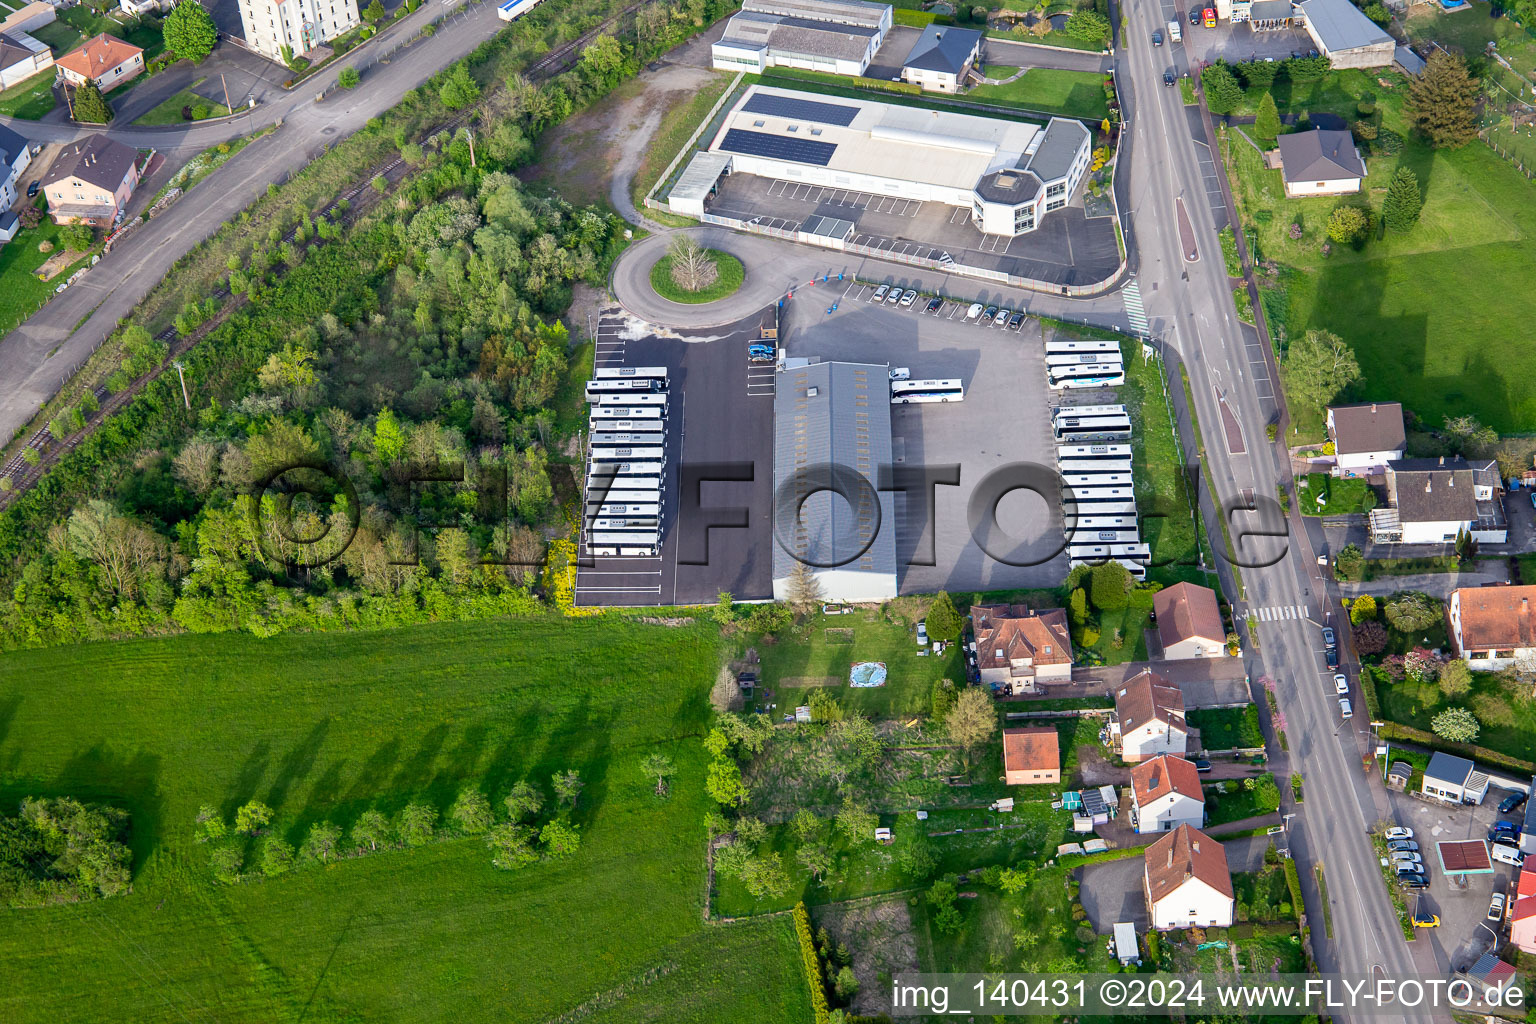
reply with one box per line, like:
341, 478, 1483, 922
1276, 129, 1365, 183
974, 166, 1041, 205
669, 151, 733, 204
720, 9, 879, 62
773, 360, 897, 582
1388, 458, 1483, 525
1298, 0, 1392, 53
902, 24, 981, 76
744, 0, 888, 29
1249, 0, 1295, 18
800, 214, 854, 238
42, 135, 138, 193
1395, 45, 1426, 75
0, 121, 27, 172
1424, 751, 1474, 787
1025, 117, 1090, 184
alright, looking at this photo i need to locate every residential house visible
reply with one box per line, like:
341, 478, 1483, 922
1511, 855, 1536, 953
899, 24, 982, 93
1276, 128, 1366, 198
1447, 585, 1536, 672
1110, 669, 1189, 763
1129, 754, 1205, 834
56, 33, 144, 93
1296, 0, 1395, 68
0, 2, 58, 37
1420, 751, 1491, 806
1369, 457, 1507, 545
0, 121, 34, 215
971, 604, 1074, 694
1326, 401, 1405, 474
0, 29, 52, 90
1144, 824, 1234, 931
1153, 582, 1227, 659
236, 0, 362, 65
1521, 780, 1536, 856
1002, 727, 1060, 785
41, 135, 140, 226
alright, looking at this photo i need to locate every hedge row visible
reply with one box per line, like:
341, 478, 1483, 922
1378, 722, 1536, 776
793, 901, 830, 1024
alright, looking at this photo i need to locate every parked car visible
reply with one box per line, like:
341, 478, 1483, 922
1387, 840, 1419, 853
27, 180, 40, 198
872, 284, 889, 302
982, 305, 998, 323
1338, 698, 1352, 719
1500, 791, 1529, 814
1490, 892, 1508, 921
1189, 8, 1201, 23
885, 287, 903, 304
1391, 852, 1423, 869
994, 308, 1011, 326
1384, 827, 1415, 841
1163, 70, 1176, 86
1153, 29, 1163, 45
1399, 873, 1429, 889
1008, 311, 1025, 329
925, 297, 943, 313
899, 289, 918, 307
1193, 759, 1212, 773
1325, 647, 1340, 669
965, 302, 984, 320
1334, 673, 1349, 695
1321, 626, 1337, 648
889, 367, 911, 381
747, 344, 775, 362
916, 621, 929, 645
1412, 910, 1440, 928
1492, 820, 1518, 835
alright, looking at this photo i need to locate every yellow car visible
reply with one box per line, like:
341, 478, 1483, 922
1412, 912, 1440, 928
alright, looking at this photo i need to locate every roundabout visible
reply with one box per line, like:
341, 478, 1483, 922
647, 246, 745, 305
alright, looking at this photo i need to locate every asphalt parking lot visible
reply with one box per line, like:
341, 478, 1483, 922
783, 287, 1080, 594
574, 308, 775, 606
1384, 785, 1523, 973
707, 172, 1121, 287
1171, 15, 1315, 68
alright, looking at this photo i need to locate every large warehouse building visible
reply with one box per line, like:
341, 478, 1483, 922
772, 360, 898, 604
711, 0, 892, 76
670, 84, 1091, 238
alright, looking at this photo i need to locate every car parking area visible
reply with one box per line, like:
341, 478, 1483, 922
1174, 13, 1314, 68
783, 294, 1074, 594
1383, 784, 1526, 973
575, 308, 776, 607
707, 172, 1121, 288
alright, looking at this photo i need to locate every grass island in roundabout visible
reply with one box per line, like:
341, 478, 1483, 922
648, 238, 745, 304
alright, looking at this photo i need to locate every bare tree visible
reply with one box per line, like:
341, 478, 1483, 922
668, 235, 719, 293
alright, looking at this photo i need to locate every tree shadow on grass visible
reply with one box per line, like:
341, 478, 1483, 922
264, 718, 330, 816
381, 723, 448, 815
52, 746, 164, 878
223, 740, 271, 821
424, 722, 490, 808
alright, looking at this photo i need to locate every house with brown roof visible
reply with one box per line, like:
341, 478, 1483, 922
1326, 402, 1405, 475
970, 604, 1073, 695
1109, 669, 1188, 762
57, 33, 143, 93
41, 135, 140, 226
1370, 457, 1507, 546
1129, 754, 1205, 834
1144, 824, 1233, 931
1448, 584, 1536, 672
1153, 582, 1227, 660
1002, 726, 1060, 785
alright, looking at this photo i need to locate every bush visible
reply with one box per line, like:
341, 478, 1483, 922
339, 67, 360, 89
1431, 706, 1479, 744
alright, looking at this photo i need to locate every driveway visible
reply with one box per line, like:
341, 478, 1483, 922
1078, 835, 1274, 934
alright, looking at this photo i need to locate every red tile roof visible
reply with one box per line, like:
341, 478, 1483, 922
1002, 727, 1060, 774
1145, 824, 1233, 903
1513, 894, 1536, 922
1519, 858, 1536, 899
56, 33, 142, 80
1131, 754, 1204, 805
971, 604, 1072, 672
1153, 582, 1226, 649
1453, 585, 1536, 652
1114, 669, 1187, 734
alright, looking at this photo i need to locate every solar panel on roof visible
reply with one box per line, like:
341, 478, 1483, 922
741, 92, 859, 126
719, 128, 837, 167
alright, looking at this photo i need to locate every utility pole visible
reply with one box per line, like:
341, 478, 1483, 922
173, 361, 190, 410
463, 128, 475, 168
221, 73, 232, 116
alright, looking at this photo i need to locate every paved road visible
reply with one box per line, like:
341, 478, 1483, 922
1116, 0, 1437, 1014
0, 0, 500, 448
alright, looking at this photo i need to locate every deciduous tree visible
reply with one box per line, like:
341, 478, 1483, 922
163, 0, 218, 63
1439, 659, 1473, 699
1431, 706, 1479, 743
299, 821, 342, 864
1326, 205, 1369, 244
450, 788, 494, 834
945, 687, 997, 770
396, 803, 437, 847
706, 758, 749, 806
486, 823, 538, 869
835, 797, 878, 844
552, 770, 584, 809
349, 809, 390, 851
1282, 329, 1360, 416
640, 753, 675, 797
668, 235, 719, 293
539, 819, 581, 857
234, 800, 273, 835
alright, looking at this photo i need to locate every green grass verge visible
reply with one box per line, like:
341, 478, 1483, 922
1204, 774, 1276, 827
0, 211, 95, 341
1189, 705, 1264, 750
1179, 76, 1196, 105
0, 67, 58, 119
984, 27, 1106, 51
649, 249, 744, 303
966, 67, 1109, 120
0, 617, 809, 1023
130, 81, 231, 125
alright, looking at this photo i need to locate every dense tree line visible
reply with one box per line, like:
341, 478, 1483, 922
0, 798, 132, 907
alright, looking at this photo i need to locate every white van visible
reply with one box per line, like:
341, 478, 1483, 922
1493, 842, 1524, 867
1168, 19, 1182, 42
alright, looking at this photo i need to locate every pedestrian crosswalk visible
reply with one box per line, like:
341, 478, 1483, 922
1123, 279, 1148, 336
1251, 604, 1310, 622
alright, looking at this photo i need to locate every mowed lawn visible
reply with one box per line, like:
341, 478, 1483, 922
1228, 94, 1536, 433
0, 618, 809, 1024
969, 66, 1110, 120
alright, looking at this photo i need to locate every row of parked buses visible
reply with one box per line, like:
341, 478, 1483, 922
1052, 404, 1149, 580
583, 367, 670, 558
1045, 337, 1125, 391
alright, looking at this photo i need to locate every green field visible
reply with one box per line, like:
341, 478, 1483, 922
0, 210, 95, 341
969, 66, 1109, 119
1294, 473, 1376, 516
1226, 82, 1536, 434
0, 67, 58, 119
131, 80, 231, 125
1189, 705, 1264, 750
1405, 0, 1536, 78
0, 617, 810, 1023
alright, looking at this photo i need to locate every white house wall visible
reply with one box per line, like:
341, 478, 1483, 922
772, 567, 896, 604
1150, 878, 1233, 930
